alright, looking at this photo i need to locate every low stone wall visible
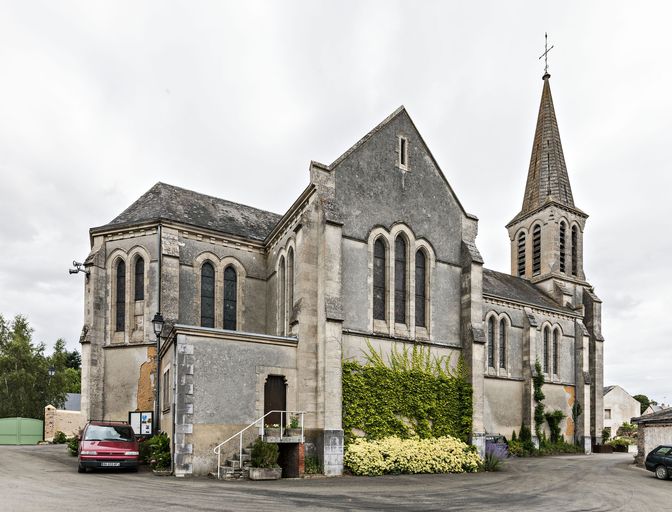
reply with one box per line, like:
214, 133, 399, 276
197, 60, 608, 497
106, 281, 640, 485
44, 405, 86, 441
635, 422, 672, 466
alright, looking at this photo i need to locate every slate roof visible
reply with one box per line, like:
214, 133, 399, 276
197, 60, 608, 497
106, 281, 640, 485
93, 182, 282, 242
509, 74, 586, 225
633, 407, 672, 425
603, 386, 615, 396
482, 268, 574, 314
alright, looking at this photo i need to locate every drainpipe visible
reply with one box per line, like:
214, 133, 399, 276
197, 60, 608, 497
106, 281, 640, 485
155, 224, 162, 434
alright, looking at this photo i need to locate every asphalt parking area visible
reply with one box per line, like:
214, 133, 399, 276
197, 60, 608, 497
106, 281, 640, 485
0, 445, 668, 511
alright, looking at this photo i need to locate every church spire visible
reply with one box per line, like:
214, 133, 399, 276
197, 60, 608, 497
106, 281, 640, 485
518, 74, 575, 217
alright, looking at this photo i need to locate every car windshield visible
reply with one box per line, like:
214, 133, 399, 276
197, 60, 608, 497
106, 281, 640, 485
84, 425, 135, 442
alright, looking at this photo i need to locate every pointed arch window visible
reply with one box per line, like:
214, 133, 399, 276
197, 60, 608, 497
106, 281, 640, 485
487, 316, 495, 368
517, 232, 526, 277
559, 222, 566, 274
543, 326, 550, 374
571, 226, 578, 277
499, 318, 507, 369
287, 247, 294, 325
553, 329, 559, 375
373, 239, 386, 321
200, 262, 215, 328
278, 256, 286, 334
394, 236, 407, 325
223, 266, 237, 330
415, 250, 427, 328
532, 224, 541, 275
115, 260, 126, 332
134, 257, 145, 301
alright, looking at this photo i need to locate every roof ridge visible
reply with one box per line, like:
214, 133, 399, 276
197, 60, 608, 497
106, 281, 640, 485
328, 105, 406, 169
152, 182, 282, 217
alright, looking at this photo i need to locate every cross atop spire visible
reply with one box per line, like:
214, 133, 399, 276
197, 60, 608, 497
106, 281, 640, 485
538, 32, 554, 78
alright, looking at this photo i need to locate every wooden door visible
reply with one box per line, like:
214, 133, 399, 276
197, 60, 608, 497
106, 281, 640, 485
264, 375, 287, 426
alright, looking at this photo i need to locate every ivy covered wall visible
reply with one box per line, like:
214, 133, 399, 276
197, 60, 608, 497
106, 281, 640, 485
342, 344, 473, 445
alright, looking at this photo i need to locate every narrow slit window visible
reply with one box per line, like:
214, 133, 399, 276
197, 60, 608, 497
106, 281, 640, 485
399, 137, 408, 168
415, 250, 426, 328
287, 248, 294, 325
394, 236, 407, 325
553, 329, 559, 375
223, 266, 237, 331
278, 256, 286, 334
543, 327, 550, 373
200, 262, 215, 328
559, 222, 566, 273
134, 257, 144, 301
115, 260, 126, 332
571, 226, 578, 277
532, 224, 541, 275
487, 316, 495, 368
499, 318, 506, 369
373, 239, 386, 321
517, 232, 526, 277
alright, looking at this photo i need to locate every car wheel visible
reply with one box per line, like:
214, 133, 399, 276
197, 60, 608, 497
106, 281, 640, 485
77, 463, 86, 474
655, 465, 668, 480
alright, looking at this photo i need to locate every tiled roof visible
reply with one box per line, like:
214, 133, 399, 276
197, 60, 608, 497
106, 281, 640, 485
482, 268, 574, 314
633, 407, 672, 425
93, 182, 282, 242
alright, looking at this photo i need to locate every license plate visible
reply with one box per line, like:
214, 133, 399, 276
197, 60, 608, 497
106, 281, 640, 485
101, 462, 120, 467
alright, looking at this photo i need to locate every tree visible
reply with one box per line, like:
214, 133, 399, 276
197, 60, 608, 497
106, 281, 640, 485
633, 394, 653, 414
0, 314, 71, 419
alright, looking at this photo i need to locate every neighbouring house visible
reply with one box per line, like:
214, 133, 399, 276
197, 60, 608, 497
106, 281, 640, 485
603, 386, 640, 438
633, 408, 672, 465
642, 404, 669, 415
77, 71, 606, 477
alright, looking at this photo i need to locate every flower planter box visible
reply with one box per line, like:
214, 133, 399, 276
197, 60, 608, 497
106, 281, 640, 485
264, 428, 281, 438
592, 444, 613, 454
285, 428, 302, 437
152, 469, 172, 476
249, 467, 282, 480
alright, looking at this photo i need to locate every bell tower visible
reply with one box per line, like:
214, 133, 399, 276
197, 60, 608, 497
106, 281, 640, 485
506, 71, 589, 307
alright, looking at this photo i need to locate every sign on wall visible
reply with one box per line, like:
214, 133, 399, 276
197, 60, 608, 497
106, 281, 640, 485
129, 411, 153, 436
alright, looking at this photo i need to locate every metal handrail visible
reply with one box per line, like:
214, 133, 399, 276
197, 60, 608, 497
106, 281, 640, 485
213, 410, 305, 479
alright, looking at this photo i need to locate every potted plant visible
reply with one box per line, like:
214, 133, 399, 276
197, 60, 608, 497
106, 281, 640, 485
248, 438, 282, 480
264, 423, 281, 438
286, 416, 302, 437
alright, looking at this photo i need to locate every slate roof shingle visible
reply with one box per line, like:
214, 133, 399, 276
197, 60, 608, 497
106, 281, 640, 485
93, 182, 282, 242
482, 268, 574, 314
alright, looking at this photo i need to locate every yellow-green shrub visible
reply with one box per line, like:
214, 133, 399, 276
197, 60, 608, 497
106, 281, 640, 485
344, 436, 481, 476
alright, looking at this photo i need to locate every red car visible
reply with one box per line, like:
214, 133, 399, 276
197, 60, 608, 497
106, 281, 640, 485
77, 421, 140, 473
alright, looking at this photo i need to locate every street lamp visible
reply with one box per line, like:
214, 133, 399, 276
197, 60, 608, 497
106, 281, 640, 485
48, 366, 56, 379
152, 312, 164, 435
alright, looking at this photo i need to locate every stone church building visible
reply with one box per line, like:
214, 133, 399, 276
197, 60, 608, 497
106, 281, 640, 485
78, 72, 604, 476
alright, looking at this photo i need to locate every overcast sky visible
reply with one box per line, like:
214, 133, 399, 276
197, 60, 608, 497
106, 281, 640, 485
1, 1, 670, 404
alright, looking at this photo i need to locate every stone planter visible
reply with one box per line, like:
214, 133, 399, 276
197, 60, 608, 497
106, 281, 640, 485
592, 444, 613, 454
265, 428, 281, 438
285, 428, 302, 437
249, 467, 282, 480
152, 469, 172, 476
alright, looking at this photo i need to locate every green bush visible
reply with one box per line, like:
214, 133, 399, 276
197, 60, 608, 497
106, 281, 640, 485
53, 431, 67, 444
606, 437, 632, 448
481, 452, 502, 472
304, 455, 321, 475
344, 436, 480, 476
142, 432, 171, 470
251, 438, 279, 469
545, 410, 565, 444
66, 436, 79, 456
